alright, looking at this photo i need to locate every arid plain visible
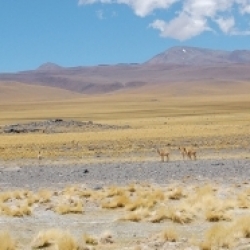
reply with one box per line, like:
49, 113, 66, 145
1, 47, 250, 249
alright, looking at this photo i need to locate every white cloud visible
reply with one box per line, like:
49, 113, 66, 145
79, 0, 179, 16
115, 0, 180, 17
78, 0, 250, 40
236, 0, 250, 14
150, 14, 209, 40
215, 17, 235, 33
183, 0, 234, 17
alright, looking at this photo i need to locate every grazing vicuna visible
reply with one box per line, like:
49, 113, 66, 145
157, 148, 170, 162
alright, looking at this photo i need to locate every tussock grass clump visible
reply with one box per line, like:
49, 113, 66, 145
11, 189, 29, 200
125, 197, 145, 211
26, 194, 40, 206
101, 194, 130, 209
238, 193, 250, 209
161, 227, 179, 242
54, 204, 71, 215
168, 206, 193, 224
0, 231, 16, 250
152, 188, 165, 201
168, 187, 185, 200
120, 208, 150, 222
54, 200, 84, 215
83, 233, 98, 246
79, 190, 93, 198
1, 203, 32, 217
199, 223, 234, 250
31, 228, 79, 250
0, 191, 12, 202
37, 189, 53, 203
171, 211, 192, 224
194, 184, 216, 198
126, 183, 137, 193
205, 209, 231, 222
105, 186, 125, 197
149, 206, 169, 223
62, 185, 80, 196
233, 216, 250, 238
126, 195, 156, 211
99, 231, 114, 244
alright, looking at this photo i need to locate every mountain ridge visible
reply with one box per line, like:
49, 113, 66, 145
1, 46, 250, 96
145, 46, 250, 65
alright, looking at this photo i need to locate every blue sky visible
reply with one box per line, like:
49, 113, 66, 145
1, 0, 250, 73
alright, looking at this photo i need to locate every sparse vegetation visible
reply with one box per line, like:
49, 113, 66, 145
0, 231, 16, 250
161, 227, 179, 242
31, 228, 79, 250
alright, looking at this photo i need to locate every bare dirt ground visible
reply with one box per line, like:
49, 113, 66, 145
1, 156, 250, 250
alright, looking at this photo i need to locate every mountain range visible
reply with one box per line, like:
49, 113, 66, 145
1, 46, 250, 98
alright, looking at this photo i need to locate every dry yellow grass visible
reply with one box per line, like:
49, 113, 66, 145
31, 228, 79, 250
161, 227, 179, 242
120, 208, 150, 222
37, 189, 53, 203
83, 233, 98, 246
0, 231, 16, 250
0, 93, 249, 161
200, 223, 235, 250
1, 182, 250, 248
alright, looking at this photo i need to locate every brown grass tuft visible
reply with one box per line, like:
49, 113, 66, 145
0, 231, 16, 250
205, 209, 231, 222
234, 216, 250, 238
99, 231, 114, 244
120, 208, 150, 222
31, 228, 79, 250
161, 227, 179, 242
37, 189, 53, 203
168, 187, 185, 200
149, 206, 168, 223
200, 223, 235, 250
102, 194, 130, 209
83, 233, 98, 246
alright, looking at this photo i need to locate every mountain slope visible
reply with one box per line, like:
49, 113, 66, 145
0, 81, 82, 103
0, 46, 250, 97
145, 46, 250, 65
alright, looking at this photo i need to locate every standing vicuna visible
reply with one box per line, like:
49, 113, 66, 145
37, 151, 42, 160
157, 148, 170, 162
179, 147, 197, 160
178, 147, 186, 160
185, 147, 197, 160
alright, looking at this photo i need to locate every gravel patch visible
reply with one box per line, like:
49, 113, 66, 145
0, 159, 249, 189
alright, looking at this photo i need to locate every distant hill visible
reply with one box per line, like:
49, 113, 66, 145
0, 46, 250, 97
0, 81, 81, 103
145, 46, 250, 65
37, 62, 63, 71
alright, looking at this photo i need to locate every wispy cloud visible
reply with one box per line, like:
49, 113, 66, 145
96, 9, 105, 19
78, 0, 250, 40
215, 17, 235, 34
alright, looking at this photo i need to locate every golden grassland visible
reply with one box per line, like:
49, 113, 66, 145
0, 81, 82, 103
2, 182, 250, 249
0, 93, 250, 161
